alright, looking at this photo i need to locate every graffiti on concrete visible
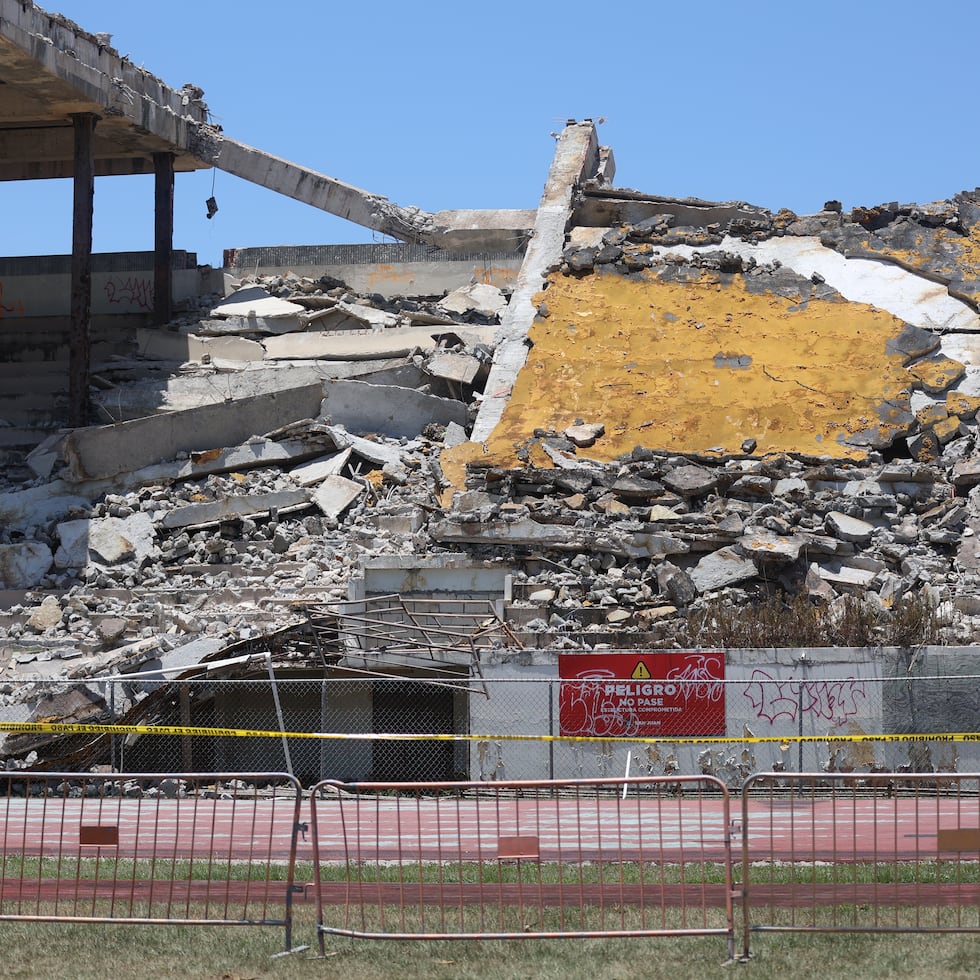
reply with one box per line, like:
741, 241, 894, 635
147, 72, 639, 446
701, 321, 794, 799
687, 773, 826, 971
666, 652, 725, 703
743, 668, 868, 726
0, 281, 26, 317
105, 275, 153, 311
561, 669, 642, 738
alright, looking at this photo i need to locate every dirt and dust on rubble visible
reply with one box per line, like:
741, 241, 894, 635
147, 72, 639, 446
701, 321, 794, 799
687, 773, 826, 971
5, 188, 980, 768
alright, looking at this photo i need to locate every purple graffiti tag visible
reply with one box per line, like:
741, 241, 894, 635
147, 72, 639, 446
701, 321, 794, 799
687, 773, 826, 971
744, 669, 867, 726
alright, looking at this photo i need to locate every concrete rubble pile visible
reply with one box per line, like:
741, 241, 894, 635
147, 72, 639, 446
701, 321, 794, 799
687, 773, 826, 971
5, 188, 980, 767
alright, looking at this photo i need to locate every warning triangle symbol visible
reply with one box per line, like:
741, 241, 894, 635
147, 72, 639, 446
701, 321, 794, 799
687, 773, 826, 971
631, 661, 651, 680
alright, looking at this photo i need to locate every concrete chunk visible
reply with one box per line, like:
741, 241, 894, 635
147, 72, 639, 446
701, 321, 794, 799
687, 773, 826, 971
64, 383, 325, 482
0, 541, 53, 588
159, 489, 311, 530
288, 448, 352, 486
312, 475, 364, 518
55, 513, 157, 569
690, 547, 758, 593
425, 352, 482, 385
738, 530, 804, 563
825, 510, 876, 545
263, 324, 495, 361
319, 379, 467, 438
212, 286, 305, 319
437, 282, 508, 318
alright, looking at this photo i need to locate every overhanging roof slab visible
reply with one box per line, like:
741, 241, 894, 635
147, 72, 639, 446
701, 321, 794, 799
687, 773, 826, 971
0, 0, 211, 179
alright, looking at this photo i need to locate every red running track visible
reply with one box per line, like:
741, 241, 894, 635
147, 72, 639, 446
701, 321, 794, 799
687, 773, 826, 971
0, 795, 973, 863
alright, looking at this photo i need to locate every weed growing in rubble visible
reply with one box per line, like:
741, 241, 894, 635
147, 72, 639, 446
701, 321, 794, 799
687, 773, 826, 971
675, 593, 941, 650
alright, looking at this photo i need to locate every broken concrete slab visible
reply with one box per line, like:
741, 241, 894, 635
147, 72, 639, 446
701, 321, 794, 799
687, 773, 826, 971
429, 516, 688, 559
689, 547, 758, 592
319, 378, 467, 438
158, 488, 312, 530
425, 351, 482, 386
812, 559, 878, 590
305, 300, 402, 331
312, 475, 364, 519
95, 364, 331, 421
825, 511, 877, 545
136, 327, 266, 363
738, 530, 804, 564
443, 421, 468, 449
663, 464, 724, 497
564, 422, 605, 448
319, 425, 406, 469
0, 481, 93, 533
197, 314, 302, 336
263, 324, 496, 361
212, 285, 306, 319
0, 541, 53, 589
288, 448, 353, 486
64, 383, 326, 482
437, 282, 508, 318
472, 122, 600, 442
55, 513, 157, 569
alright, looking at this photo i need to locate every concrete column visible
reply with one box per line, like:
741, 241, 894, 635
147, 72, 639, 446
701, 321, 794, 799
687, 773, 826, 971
68, 112, 97, 428
153, 151, 175, 326
471, 121, 599, 442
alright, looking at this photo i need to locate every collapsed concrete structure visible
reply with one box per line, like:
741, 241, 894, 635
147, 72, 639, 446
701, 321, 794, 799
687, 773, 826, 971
3, 2, 980, 780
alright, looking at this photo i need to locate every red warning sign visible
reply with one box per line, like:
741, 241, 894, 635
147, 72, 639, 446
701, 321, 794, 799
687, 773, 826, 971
559, 651, 725, 737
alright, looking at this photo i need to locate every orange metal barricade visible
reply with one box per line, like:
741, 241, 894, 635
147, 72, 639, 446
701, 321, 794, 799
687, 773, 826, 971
0, 771, 304, 951
740, 772, 980, 958
310, 775, 735, 955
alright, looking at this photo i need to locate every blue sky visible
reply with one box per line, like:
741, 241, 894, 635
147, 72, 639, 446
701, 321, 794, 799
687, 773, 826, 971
9, 0, 980, 267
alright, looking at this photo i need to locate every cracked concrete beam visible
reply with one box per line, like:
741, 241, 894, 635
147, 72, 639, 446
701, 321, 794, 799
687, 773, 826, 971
471, 121, 600, 442
188, 129, 436, 243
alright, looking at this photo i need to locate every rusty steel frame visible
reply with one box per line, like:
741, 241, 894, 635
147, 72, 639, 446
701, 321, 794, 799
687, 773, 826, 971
740, 771, 980, 958
309, 775, 735, 954
0, 771, 304, 951
307, 594, 523, 661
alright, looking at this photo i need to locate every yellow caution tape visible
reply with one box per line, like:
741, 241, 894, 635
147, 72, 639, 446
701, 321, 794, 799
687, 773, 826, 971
0, 721, 978, 746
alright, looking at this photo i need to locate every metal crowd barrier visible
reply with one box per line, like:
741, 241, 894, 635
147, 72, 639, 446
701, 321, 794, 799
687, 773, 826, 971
309, 774, 735, 956
0, 771, 304, 952
740, 772, 980, 957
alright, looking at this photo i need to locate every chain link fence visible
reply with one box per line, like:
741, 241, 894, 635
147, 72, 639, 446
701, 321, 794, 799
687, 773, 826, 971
3, 657, 980, 786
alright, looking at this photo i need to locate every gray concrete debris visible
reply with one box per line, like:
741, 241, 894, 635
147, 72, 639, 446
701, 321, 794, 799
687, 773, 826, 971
437, 282, 508, 318
737, 530, 804, 564
288, 449, 353, 486
212, 286, 306, 319
15, 179, 980, 769
0, 541, 53, 589
425, 352, 482, 386
55, 513, 157, 569
159, 488, 312, 530
689, 547, 758, 593
564, 423, 605, 448
312, 475, 364, 519
824, 511, 877, 545
64, 383, 326, 482
319, 378, 468, 439
27, 595, 62, 632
